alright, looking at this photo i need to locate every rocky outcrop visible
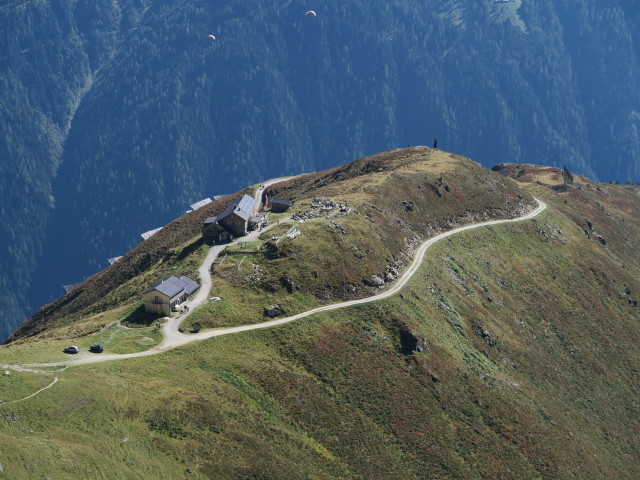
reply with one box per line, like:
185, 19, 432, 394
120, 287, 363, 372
399, 328, 430, 355
280, 276, 298, 294
365, 260, 404, 288
473, 323, 496, 347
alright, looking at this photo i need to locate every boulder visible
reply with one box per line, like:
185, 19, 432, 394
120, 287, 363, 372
280, 276, 296, 294
399, 329, 430, 355
474, 324, 496, 347
264, 304, 283, 318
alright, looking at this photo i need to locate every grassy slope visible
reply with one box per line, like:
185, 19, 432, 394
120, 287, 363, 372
1, 151, 639, 479
8, 147, 530, 346
185, 148, 532, 330
5, 192, 249, 342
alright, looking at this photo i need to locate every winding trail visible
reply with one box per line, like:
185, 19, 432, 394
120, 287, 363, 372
160, 176, 295, 347
0, 376, 58, 405
19, 198, 546, 369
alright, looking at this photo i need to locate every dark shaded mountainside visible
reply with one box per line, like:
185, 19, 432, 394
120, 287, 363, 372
1, 149, 639, 479
2, 0, 640, 340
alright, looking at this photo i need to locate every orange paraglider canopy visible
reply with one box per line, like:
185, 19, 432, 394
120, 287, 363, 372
305, 10, 316, 16
208, 34, 216, 40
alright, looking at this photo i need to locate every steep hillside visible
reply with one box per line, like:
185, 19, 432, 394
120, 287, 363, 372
3, 0, 640, 340
0, 0, 151, 341
1, 149, 638, 479
9, 148, 532, 340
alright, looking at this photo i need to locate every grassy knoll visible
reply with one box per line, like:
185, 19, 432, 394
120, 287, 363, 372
0, 320, 164, 365
9, 202, 224, 341
3, 236, 208, 357
87, 322, 163, 354
183, 149, 532, 332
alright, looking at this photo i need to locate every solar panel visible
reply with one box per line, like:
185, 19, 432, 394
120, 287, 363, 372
190, 198, 212, 210
63, 282, 83, 294
141, 227, 162, 240
237, 194, 255, 213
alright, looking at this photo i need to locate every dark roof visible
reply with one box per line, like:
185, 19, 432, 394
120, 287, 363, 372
271, 198, 294, 206
144, 276, 199, 298
180, 276, 200, 295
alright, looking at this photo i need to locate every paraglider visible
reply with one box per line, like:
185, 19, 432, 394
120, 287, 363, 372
208, 34, 216, 40
305, 10, 316, 16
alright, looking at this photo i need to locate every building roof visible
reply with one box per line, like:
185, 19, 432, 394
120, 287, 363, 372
144, 276, 199, 298
236, 194, 255, 214
271, 197, 294, 206
179, 276, 200, 295
203, 194, 256, 226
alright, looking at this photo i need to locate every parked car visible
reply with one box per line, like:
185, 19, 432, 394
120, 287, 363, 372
89, 344, 104, 353
63, 346, 80, 354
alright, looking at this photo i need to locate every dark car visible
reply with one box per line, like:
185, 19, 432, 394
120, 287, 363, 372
63, 346, 80, 354
89, 344, 104, 353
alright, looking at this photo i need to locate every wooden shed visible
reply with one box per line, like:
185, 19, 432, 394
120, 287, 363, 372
270, 198, 294, 213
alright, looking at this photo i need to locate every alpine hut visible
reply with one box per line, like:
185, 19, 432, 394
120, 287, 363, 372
203, 194, 256, 244
143, 276, 199, 315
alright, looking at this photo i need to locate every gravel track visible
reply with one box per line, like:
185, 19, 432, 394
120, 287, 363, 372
18, 194, 546, 369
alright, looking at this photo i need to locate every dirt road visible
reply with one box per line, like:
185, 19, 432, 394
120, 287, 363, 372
160, 176, 295, 347
20, 198, 546, 369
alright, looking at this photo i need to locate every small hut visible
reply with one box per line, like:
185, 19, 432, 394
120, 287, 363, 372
270, 198, 294, 213
143, 276, 199, 315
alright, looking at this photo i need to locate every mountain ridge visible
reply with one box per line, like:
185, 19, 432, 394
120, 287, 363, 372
9, 147, 533, 341
1, 147, 638, 478
3, 0, 640, 340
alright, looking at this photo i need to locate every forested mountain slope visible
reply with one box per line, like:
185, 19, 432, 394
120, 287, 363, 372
2, 0, 640, 340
